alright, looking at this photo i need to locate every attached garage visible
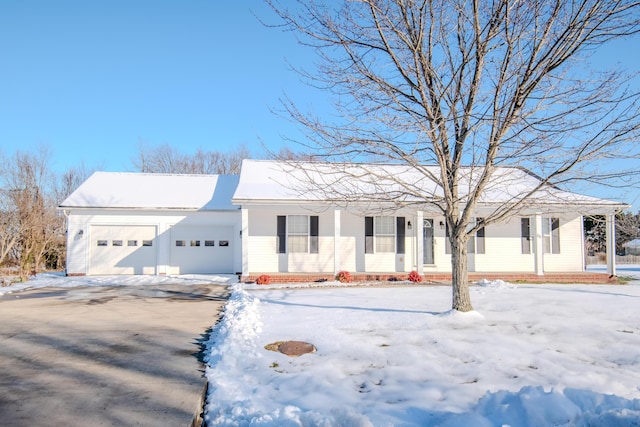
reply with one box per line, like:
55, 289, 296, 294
168, 225, 235, 274
60, 172, 241, 276
89, 225, 157, 275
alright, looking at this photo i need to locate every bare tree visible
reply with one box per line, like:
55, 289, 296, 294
132, 141, 251, 174
0, 147, 90, 275
54, 162, 92, 203
271, 146, 318, 161
0, 147, 62, 275
268, 0, 640, 311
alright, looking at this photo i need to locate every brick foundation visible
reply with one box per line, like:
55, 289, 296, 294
242, 272, 617, 284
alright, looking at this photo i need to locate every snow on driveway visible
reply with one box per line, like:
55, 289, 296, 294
0, 272, 237, 296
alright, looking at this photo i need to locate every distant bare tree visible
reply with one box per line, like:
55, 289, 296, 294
272, 146, 317, 161
54, 162, 93, 203
269, 0, 640, 311
0, 147, 63, 275
132, 142, 250, 174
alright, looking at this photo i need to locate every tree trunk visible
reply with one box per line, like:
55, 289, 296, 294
451, 236, 474, 312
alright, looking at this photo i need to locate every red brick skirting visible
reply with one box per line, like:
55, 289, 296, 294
242, 272, 617, 284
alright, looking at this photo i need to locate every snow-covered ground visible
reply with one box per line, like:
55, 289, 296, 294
587, 264, 640, 280
3, 269, 640, 425
204, 268, 640, 426
0, 272, 237, 296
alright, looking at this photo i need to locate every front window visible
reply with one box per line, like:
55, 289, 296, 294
288, 215, 309, 253
543, 217, 560, 254
375, 216, 395, 253
277, 215, 319, 254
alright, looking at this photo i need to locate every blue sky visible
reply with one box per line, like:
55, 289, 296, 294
0, 1, 318, 171
1, 1, 639, 210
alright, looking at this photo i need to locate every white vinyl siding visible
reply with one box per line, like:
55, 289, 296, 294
541, 215, 581, 272
339, 211, 360, 272
247, 210, 333, 273
472, 219, 535, 273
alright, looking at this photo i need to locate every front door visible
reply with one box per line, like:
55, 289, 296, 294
423, 219, 434, 264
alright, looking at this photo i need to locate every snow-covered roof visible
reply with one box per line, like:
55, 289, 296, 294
232, 159, 627, 213
60, 172, 239, 211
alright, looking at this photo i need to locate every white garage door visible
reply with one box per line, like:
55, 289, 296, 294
90, 225, 157, 275
169, 226, 234, 274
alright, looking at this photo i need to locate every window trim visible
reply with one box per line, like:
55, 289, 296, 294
521, 216, 560, 254
374, 216, 395, 253
364, 216, 404, 254
287, 214, 309, 253
277, 215, 319, 254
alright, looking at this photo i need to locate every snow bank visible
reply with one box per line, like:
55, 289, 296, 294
204, 283, 640, 426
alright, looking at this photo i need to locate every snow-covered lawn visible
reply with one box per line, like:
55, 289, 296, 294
204, 275, 640, 426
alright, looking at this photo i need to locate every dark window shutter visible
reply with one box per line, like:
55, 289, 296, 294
277, 216, 286, 254
396, 217, 405, 254
551, 218, 560, 254
310, 216, 319, 254
521, 218, 531, 254
365, 217, 374, 254
476, 218, 485, 254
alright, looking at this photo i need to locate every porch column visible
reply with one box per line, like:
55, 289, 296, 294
416, 211, 424, 275
241, 208, 249, 277
606, 213, 617, 277
334, 209, 341, 274
533, 213, 544, 276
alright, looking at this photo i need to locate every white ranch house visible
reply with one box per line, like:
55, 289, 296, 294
60, 160, 625, 281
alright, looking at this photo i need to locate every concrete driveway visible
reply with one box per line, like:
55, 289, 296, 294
0, 282, 229, 427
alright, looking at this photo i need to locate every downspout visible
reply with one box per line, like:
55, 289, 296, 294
62, 209, 70, 276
